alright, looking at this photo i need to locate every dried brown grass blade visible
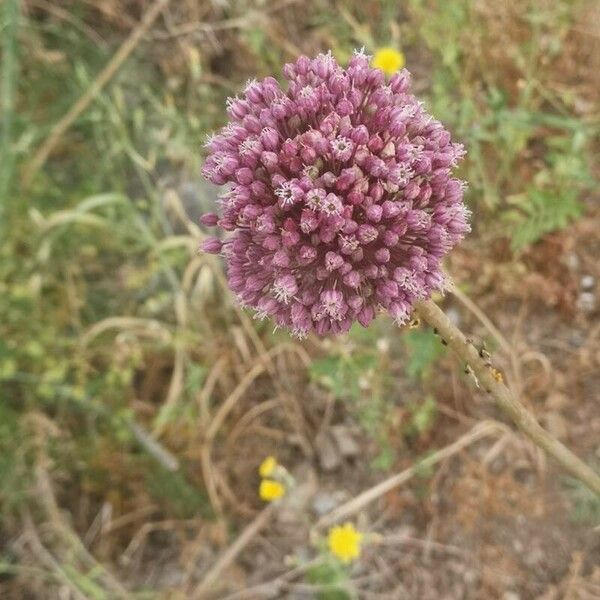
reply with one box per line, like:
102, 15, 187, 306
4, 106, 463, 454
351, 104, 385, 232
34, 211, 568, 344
315, 420, 503, 529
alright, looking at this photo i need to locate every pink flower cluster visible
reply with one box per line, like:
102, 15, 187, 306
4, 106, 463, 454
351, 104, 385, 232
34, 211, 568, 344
201, 51, 470, 337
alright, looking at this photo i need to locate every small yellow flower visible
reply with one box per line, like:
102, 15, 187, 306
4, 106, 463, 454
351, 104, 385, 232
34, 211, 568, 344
259, 479, 285, 502
372, 47, 405, 75
259, 456, 278, 478
327, 522, 363, 563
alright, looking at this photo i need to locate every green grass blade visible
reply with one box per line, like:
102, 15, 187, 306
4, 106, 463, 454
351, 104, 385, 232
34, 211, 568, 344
0, 0, 18, 209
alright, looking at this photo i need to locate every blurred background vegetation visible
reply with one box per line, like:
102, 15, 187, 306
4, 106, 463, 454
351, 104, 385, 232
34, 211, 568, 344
1, 0, 599, 598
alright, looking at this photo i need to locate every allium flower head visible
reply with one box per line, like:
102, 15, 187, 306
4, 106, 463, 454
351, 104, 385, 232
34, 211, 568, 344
201, 51, 470, 337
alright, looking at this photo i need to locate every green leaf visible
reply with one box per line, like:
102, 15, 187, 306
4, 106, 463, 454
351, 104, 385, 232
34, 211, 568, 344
407, 396, 438, 436
145, 468, 212, 520
404, 329, 446, 381
507, 188, 584, 250
306, 561, 355, 600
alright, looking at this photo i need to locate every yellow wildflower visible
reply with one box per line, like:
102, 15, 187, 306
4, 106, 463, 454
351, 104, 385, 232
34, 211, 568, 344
327, 522, 363, 563
259, 455, 278, 478
372, 47, 405, 75
259, 479, 285, 502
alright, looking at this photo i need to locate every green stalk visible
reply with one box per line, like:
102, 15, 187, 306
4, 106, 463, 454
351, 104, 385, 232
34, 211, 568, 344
416, 298, 600, 497
0, 0, 19, 212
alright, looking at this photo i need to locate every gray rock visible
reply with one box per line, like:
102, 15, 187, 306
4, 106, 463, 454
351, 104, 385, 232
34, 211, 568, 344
312, 490, 348, 516
577, 291, 597, 313
330, 425, 361, 458
580, 275, 595, 290
316, 433, 342, 472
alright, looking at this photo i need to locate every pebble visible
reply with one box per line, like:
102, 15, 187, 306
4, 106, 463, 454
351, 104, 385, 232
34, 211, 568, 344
577, 291, 596, 313
312, 490, 347, 516
565, 252, 580, 270
316, 434, 342, 472
580, 275, 595, 290
330, 425, 361, 458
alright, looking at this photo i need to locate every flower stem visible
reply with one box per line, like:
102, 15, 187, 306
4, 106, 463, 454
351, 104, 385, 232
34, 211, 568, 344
415, 298, 600, 497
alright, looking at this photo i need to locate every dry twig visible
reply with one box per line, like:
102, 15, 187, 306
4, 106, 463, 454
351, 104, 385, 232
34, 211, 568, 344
192, 504, 276, 598
316, 420, 503, 529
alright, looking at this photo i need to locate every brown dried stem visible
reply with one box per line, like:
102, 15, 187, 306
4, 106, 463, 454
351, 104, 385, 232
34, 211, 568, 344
192, 504, 276, 599
315, 420, 503, 529
415, 298, 600, 497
